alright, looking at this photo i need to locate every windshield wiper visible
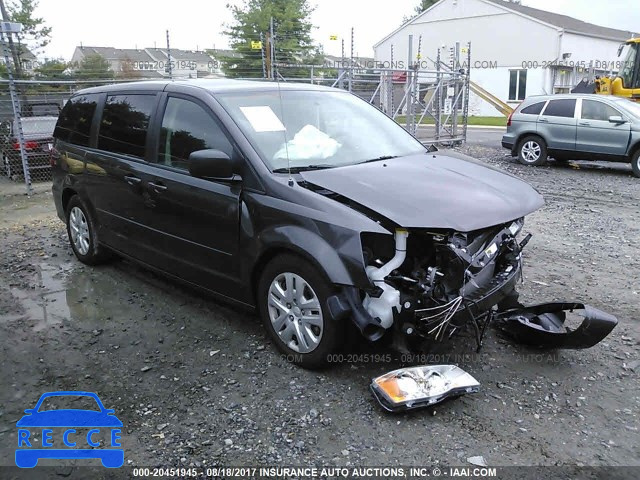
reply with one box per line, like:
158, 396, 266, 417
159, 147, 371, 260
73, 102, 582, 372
358, 155, 399, 164
272, 164, 335, 173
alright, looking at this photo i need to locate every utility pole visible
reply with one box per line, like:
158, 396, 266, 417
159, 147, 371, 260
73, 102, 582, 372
0, 0, 23, 78
1, 21, 31, 195
166, 29, 173, 79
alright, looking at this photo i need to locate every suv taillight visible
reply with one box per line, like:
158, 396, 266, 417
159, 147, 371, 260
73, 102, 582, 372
506, 110, 514, 127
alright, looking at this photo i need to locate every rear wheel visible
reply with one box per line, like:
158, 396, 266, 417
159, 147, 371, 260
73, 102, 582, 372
65, 195, 113, 265
257, 254, 343, 368
517, 135, 547, 166
631, 150, 640, 178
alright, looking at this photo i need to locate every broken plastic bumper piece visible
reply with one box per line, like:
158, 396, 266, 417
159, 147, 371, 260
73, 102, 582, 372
370, 365, 480, 412
496, 302, 617, 349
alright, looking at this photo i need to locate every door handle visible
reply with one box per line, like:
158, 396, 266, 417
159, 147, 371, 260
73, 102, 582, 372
148, 181, 168, 193
124, 175, 141, 186
538, 118, 548, 123
578, 121, 590, 126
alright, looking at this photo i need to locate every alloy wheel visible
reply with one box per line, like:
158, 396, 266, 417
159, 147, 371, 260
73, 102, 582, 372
521, 141, 541, 163
69, 206, 90, 256
267, 272, 323, 353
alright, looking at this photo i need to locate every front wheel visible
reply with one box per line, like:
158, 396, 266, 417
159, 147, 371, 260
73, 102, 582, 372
257, 254, 343, 369
517, 135, 548, 166
631, 150, 640, 178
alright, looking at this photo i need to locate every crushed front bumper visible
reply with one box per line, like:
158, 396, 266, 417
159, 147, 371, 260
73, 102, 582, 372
495, 302, 618, 349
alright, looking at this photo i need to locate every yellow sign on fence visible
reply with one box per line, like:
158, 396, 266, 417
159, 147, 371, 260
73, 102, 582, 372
329, 35, 338, 41
251, 41, 263, 50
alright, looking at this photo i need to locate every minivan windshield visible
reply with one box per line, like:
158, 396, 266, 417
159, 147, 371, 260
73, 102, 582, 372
217, 89, 426, 171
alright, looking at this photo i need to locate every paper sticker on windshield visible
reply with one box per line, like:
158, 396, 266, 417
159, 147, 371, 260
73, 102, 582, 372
240, 106, 285, 132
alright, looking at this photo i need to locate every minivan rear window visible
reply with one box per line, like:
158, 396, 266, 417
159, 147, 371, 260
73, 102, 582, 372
54, 94, 100, 146
542, 99, 576, 118
520, 102, 545, 115
98, 94, 155, 158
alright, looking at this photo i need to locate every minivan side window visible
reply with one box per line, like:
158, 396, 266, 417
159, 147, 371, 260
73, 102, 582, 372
54, 94, 100, 146
520, 102, 545, 115
157, 97, 234, 170
98, 94, 155, 158
542, 99, 576, 118
581, 100, 621, 121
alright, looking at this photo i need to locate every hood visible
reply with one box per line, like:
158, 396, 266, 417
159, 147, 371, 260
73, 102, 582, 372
299, 152, 544, 232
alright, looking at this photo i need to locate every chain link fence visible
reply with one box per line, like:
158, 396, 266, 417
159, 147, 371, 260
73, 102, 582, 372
0, 79, 116, 191
0, 41, 471, 195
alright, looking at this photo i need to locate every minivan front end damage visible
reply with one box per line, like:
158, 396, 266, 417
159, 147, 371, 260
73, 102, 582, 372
354, 220, 529, 349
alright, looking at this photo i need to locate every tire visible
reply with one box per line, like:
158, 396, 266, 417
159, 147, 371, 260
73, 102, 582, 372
257, 254, 343, 369
65, 195, 113, 265
631, 150, 640, 178
517, 135, 548, 166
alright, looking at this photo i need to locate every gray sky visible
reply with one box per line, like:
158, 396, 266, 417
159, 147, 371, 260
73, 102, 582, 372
35, 0, 640, 60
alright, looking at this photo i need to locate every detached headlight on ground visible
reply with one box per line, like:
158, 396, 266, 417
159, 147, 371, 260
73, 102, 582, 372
370, 365, 480, 412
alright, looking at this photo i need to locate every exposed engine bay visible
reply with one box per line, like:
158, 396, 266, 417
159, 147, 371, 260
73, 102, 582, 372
354, 219, 615, 352
297, 154, 616, 353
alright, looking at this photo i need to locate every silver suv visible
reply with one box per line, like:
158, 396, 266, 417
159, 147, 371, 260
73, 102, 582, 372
502, 94, 640, 177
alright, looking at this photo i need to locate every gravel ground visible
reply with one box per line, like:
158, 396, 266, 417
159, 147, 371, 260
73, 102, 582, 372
0, 147, 639, 475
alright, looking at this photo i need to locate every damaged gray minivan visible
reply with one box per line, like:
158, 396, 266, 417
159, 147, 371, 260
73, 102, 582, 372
51, 80, 617, 368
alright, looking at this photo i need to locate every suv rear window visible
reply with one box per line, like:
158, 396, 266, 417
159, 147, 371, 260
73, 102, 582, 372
542, 99, 576, 118
54, 94, 100, 146
520, 101, 545, 115
98, 94, 156, 158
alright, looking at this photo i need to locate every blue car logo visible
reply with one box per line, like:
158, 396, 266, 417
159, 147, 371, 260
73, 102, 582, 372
15, 391, 123, 468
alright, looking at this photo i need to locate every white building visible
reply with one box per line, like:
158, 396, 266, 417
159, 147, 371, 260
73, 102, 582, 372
373, 0, 637, 116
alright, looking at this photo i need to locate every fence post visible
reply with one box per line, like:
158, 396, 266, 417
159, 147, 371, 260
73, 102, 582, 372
348, 27, 354, 93
462, 42, 471, 143
260, 32, 266, 78
435, 48, 441, 142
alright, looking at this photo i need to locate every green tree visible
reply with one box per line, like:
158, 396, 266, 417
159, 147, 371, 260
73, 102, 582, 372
0, 0, 51, 78
220, 0, 316, 78
74, 54, 114, 80
118, 56, 142, 79
402, 0, 438, 24
7, 0, 51, 51
34, 58, 68, 79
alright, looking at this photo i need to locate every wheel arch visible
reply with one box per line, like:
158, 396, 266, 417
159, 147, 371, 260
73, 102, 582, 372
249, 226, 362, 305
628, 140, 640, 162
61, 187, 78, 213
516, 131, 546, 149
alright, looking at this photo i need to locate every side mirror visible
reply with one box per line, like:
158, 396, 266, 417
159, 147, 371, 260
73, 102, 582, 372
24, 409, 34, 415
188, 149, 236, 180
608, 115, 626, 124
105, 409, 115, 415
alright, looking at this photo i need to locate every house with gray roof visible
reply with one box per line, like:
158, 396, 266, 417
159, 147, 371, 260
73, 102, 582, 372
71, 46, 223, 79
373, 0, 638, 115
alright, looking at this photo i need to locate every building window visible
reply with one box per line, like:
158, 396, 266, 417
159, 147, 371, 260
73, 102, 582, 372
509, 69, 527, 101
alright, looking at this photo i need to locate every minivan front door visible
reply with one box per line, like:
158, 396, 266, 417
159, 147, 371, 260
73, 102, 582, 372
576, 99, 631, 157
137, 95, 242, 297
